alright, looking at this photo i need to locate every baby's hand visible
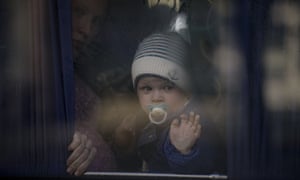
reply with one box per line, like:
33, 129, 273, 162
169, 112, 201, 155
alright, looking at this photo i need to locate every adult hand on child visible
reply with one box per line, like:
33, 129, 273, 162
169, 112, 201, 155
66, 131, 97, 176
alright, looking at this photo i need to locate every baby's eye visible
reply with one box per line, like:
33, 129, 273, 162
138, 86, 152, 93
163, 85, 174, 92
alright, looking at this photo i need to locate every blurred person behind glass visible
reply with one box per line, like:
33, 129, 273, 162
66, 0, 117, 176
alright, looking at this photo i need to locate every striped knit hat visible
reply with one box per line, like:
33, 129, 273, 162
131, 31, 190, 92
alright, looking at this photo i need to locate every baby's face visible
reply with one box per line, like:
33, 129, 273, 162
136, 76, 188, 115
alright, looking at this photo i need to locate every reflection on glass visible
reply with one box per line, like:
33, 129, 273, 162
263, 1, 300, 111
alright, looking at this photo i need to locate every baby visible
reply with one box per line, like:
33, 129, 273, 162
131, 31, 226, 174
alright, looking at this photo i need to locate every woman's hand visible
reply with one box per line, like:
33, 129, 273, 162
66, 131, 97, 176
169, 112, 201, 155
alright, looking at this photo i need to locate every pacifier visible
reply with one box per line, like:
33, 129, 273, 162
147, 104, 168, 125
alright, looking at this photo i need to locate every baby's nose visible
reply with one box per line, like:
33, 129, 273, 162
151, 89, 163, 102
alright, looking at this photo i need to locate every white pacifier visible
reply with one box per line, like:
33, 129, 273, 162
147, 104, 168, 125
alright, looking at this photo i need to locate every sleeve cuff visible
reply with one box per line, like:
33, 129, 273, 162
163, 135, 199, 166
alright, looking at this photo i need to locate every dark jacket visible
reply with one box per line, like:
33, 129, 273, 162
137, 98, 226, 174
